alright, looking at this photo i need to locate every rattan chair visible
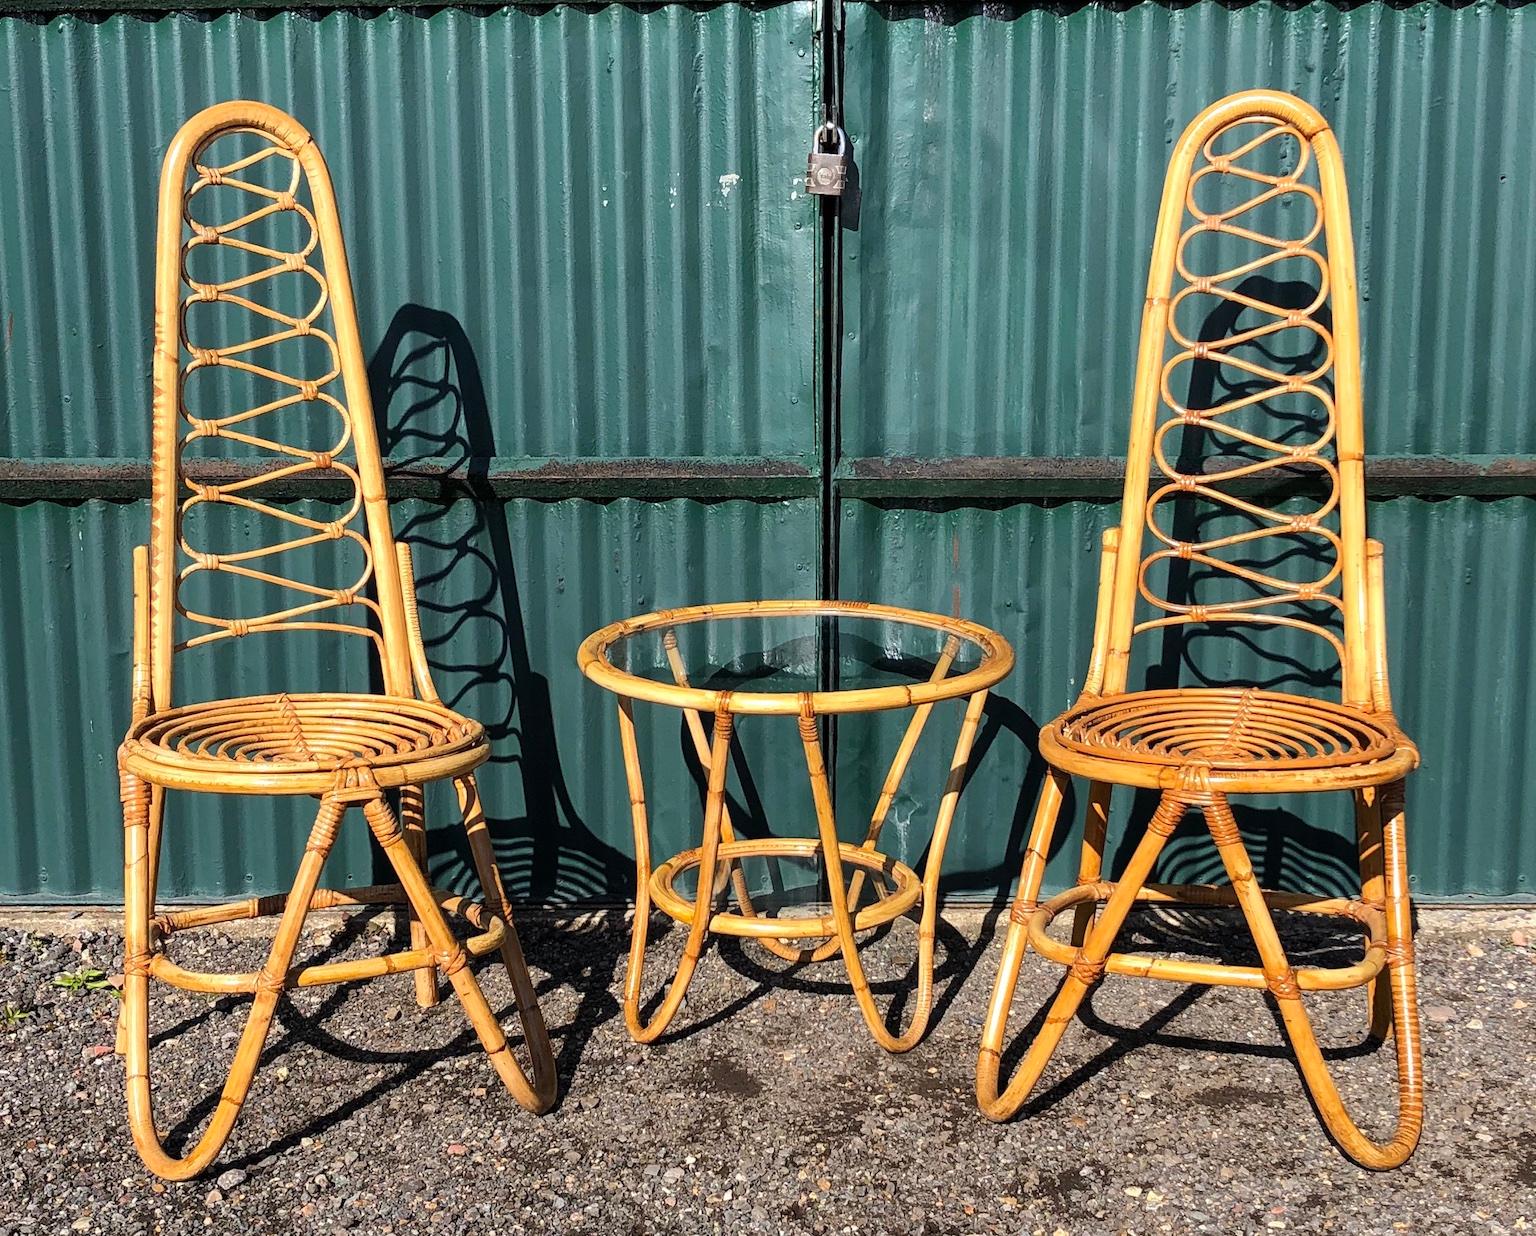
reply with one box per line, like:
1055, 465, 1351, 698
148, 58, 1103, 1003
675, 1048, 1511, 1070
115, 101, 555, 1180
975, 91, 1424, 1169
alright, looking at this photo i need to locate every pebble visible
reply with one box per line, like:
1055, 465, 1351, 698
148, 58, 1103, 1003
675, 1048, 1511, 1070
215, 1168, 247, 1192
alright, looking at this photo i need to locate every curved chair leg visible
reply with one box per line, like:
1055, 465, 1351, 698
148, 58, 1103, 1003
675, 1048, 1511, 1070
1070, 782, 1112, 946
976, 768, 1067, 1111
799, 691, 987, 1053
117, 784, 167, 1056
1207, 790, 1423, 1169
361, 795, 549, 1113
1353, 785, 1393, 1041
616, 699, 732, 1043
453, 774, 557, 1111
398, 783, 440, 1009
121, 774, 344, 1181
978, 790, 1184, 1119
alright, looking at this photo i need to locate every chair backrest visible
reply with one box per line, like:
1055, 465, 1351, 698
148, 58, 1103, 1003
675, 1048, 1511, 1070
1099, 91, 1375, 709
147, 102, 411, 709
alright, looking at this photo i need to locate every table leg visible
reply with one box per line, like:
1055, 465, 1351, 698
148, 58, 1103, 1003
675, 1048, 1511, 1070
617, 698, 733, 1042
799, 690, 987, 1052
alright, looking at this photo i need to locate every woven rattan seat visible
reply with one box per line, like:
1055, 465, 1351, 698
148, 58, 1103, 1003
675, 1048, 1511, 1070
122, 693, 487, 792
1043, 688, 1413, 790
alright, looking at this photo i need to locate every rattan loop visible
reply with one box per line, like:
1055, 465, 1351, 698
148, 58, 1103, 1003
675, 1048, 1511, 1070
1267, 968, 1301, 1001
433, 947, 470, 978
1069, 953, 1106, 985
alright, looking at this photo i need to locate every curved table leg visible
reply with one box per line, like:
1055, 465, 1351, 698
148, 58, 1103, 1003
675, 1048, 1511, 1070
799, 690, 987, 1052
663, 635, 962, 965
617, 698, 732, 1043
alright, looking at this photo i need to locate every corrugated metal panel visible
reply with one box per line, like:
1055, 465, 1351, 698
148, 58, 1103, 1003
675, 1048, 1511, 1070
840, 1, 1536, 461
0, 497, 817, 902
0, 4, 816, 463
836, 497, 1536, 902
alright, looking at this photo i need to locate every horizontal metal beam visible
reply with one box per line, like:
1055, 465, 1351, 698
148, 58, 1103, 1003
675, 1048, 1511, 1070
5, 1, 732, 13
834, 455, 1536, 501
7, 453, 1536, 505
0, 456, 818, 503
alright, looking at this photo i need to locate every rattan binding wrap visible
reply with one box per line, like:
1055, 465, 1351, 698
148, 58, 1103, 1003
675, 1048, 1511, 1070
975, 91, 1424, 1170
115, 101, 554, 1181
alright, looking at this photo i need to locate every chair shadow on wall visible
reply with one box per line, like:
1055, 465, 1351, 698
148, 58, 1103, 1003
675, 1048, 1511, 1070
365, 303, 634, 1073
995, 275, 1394, 1107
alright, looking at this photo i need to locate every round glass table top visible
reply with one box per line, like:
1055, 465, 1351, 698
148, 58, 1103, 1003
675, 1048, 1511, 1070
577, 600, 1013, 715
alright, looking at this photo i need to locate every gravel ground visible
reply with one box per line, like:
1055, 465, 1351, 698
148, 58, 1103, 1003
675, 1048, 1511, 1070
0, 904, 1531, 1235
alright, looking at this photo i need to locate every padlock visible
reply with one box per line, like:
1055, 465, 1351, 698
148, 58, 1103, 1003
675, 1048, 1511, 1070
806, 123, 848, 197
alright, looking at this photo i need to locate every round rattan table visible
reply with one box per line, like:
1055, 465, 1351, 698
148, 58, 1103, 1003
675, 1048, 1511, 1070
578, 599, 1013, 1052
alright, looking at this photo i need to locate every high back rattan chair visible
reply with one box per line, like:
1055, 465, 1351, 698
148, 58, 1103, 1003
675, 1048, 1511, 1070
116, 101, 555, 1180
975, 91, 1423, 1169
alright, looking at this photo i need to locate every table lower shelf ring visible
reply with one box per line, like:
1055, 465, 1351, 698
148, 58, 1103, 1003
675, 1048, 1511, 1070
649, 838, 922, 939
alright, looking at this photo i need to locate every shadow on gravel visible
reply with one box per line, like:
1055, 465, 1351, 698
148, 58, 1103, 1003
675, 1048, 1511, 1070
159, 911, 619, 1167
992, 907, 1394, 1118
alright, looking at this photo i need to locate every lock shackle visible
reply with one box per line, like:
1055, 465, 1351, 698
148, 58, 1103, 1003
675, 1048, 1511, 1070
815, 121, 848, 155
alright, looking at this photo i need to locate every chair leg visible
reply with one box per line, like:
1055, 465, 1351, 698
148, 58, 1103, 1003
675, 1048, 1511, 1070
453, 773, 558, 1111
118, 784, 166, 1056
799, 692, 986, 1053
615, 700, 731, 1043
361, 794, 550, 1113
1353, 785, 1393, 1041
1205, 790, 1424, 1170
1070, 781, 1112, 947
120, 774, 344, 1181
398, 783, 440, 1009
975, 769, 1066, 1111
978, 790, 1184, 1120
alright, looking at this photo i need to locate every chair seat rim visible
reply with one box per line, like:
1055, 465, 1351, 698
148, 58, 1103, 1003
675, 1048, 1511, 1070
1041, 687, 1417, 791
120, 691, 488, 793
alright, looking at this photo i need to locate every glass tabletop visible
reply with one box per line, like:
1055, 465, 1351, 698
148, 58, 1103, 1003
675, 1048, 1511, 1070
578, 601, 1012, 715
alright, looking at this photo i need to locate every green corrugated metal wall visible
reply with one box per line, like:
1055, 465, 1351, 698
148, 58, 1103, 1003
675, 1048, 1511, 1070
0, 1, 1530, 903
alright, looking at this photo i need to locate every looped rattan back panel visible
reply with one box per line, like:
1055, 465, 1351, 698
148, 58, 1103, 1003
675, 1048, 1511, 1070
163, 120, 386, 668
1128, 111, 1356, 687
